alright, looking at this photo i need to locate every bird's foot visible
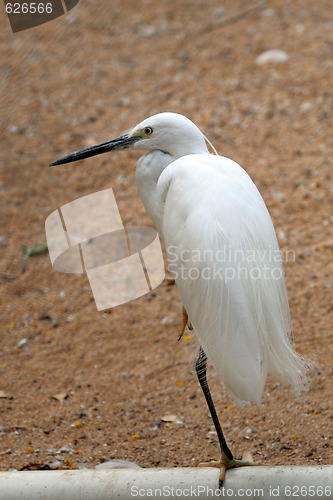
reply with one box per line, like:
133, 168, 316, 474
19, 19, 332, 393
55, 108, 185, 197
197, 452, 264, 489
178, 306, 192, 341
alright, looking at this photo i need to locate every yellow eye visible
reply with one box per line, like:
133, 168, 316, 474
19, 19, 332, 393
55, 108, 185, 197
144, 127, 153, 136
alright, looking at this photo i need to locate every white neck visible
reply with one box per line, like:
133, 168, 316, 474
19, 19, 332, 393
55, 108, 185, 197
135, 151, 175, 233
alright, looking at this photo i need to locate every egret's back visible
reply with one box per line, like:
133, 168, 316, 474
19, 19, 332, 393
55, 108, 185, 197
158, 154, 306, 408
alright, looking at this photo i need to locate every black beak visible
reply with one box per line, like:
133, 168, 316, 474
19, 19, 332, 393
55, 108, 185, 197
49, 133, 141, 166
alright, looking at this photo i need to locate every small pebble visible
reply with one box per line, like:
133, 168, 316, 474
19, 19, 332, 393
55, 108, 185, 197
295, 24, 304, 34
256, 50, 288, 65
141, 25, 158, 38
161, 316, 174, 324
17, 338, 28, 350
8, 125, 22, 134
212, 6, 226, 18
301, 102, 314, 112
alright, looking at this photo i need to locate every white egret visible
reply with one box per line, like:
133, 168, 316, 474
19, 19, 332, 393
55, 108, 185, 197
50, 112, 307, 483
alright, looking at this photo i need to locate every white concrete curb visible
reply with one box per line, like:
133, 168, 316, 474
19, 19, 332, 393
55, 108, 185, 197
0, 466, 332, 499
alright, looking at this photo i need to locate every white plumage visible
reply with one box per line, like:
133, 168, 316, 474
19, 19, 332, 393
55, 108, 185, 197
134, 113, 306, 408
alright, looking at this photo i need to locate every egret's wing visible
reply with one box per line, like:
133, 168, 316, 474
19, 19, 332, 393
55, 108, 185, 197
157, 154, 306, 407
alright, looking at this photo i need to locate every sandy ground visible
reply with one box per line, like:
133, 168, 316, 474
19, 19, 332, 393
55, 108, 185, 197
1, 0, 333, 473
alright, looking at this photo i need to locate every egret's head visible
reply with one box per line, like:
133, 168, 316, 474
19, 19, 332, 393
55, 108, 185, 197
129, 113, 209, 157
49, 112, 209, 167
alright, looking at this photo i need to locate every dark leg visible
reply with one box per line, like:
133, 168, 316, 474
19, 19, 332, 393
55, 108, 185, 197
196, 347, 233, 473
196, 346, 234, 461
196, 346, 263, 487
